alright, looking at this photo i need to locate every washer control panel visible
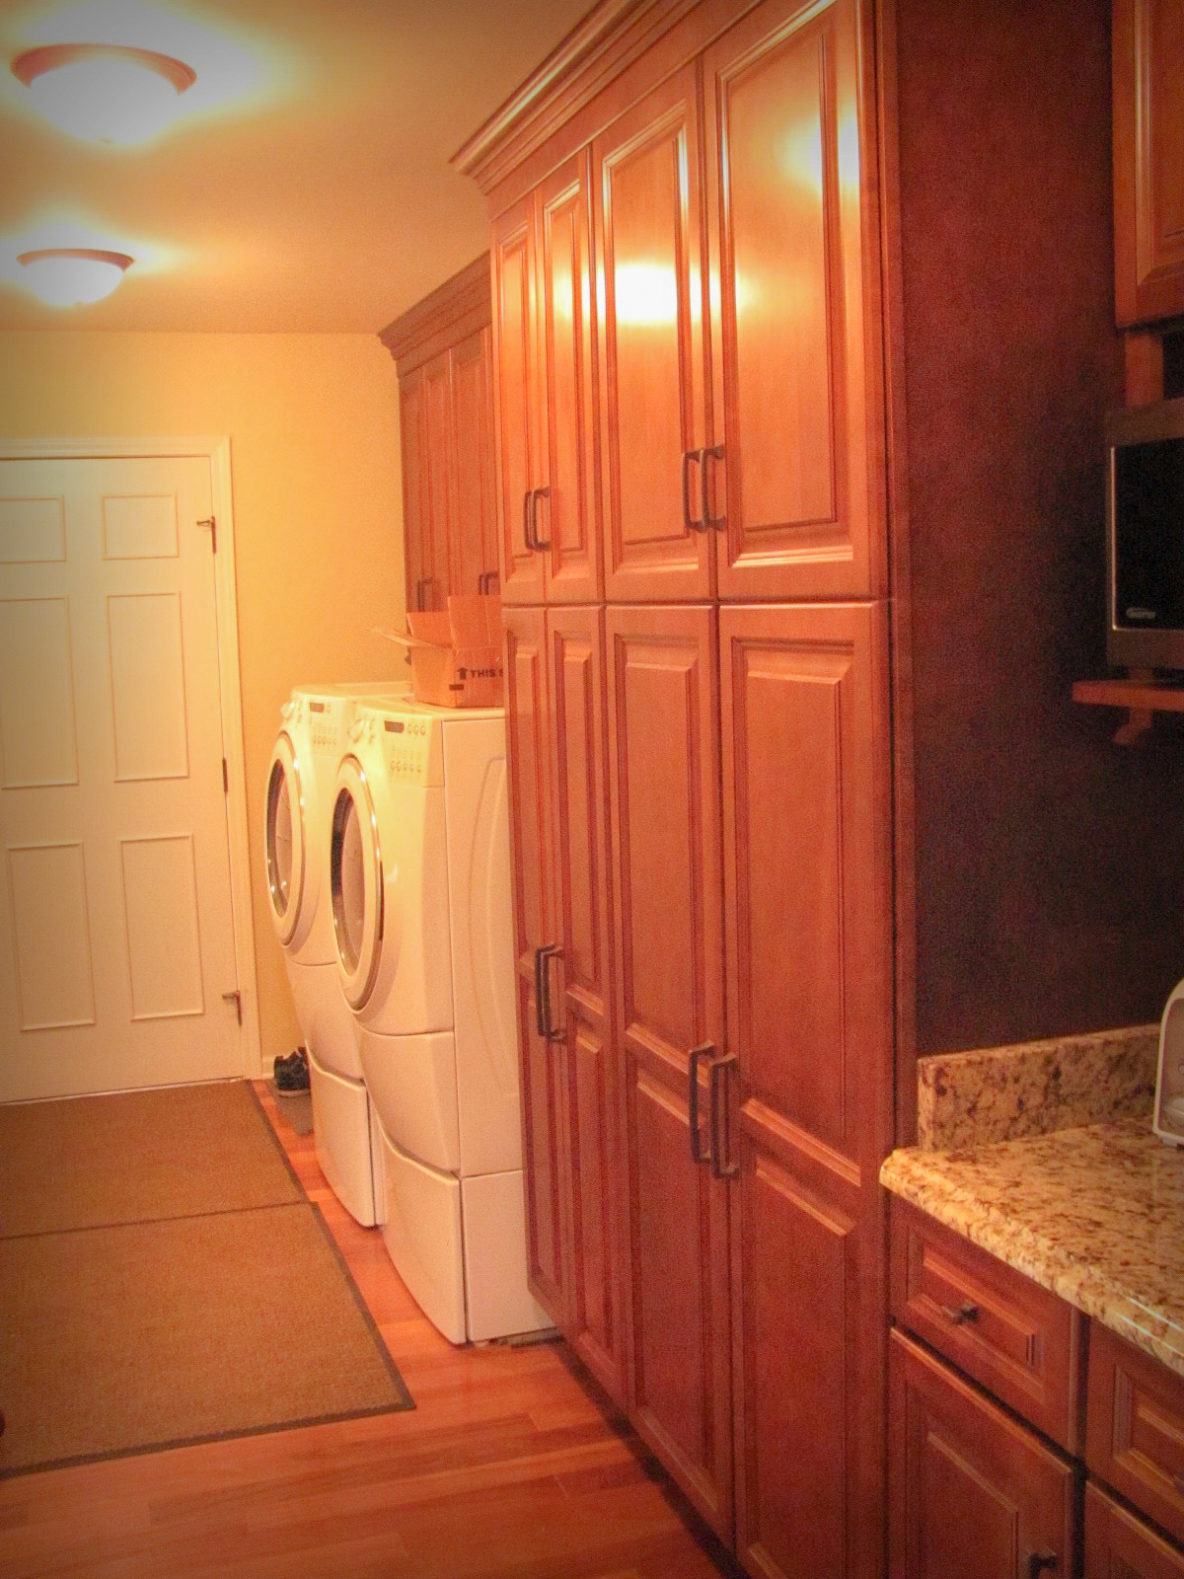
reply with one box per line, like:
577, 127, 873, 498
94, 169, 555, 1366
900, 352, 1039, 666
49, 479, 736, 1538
352, 708, 443, 786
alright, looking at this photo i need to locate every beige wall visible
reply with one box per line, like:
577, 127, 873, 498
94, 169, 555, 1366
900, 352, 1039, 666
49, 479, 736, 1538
0, 330, 407, 1072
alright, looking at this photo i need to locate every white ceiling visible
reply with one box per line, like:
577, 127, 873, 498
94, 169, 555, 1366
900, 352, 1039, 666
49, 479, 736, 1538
0, 0, 593, 333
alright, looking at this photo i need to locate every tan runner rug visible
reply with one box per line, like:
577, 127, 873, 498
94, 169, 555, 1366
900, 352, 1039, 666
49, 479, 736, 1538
0, 1082, 413, 1477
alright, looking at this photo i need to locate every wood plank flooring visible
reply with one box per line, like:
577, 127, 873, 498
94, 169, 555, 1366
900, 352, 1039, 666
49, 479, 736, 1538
0, 1081, 742, 1579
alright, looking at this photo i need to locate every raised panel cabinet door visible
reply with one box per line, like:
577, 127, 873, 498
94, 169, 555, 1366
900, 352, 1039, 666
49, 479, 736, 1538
547, 605, 624, 1400
399, 368, 431, 612
889, 1330, 1079, 1579
421, 348, 456, 607
503, 605, 569, 1323
493, 202, 545, 600
1086, 1483, 1184, 1579
604, 603, 732, 1537
450, 327, 498, 597
1114, 0, 1184, 326
705, 0, 885, 600
720, 601, 893, 1579
537, 155, 602, 603
594, 68, 714, 602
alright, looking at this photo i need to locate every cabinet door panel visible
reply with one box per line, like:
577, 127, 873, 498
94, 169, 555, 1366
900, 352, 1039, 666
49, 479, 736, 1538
889, 1330, 1078, 1579
493, 204, 544, 600
549, 606, 623, 1398
450, 327, 498, 597
400, 369, 430, 612
539, 156, 601, 602
1086, 1483, 1184, 1579
504, 606, 567, 1320
706, 0, 883, 599
719, 601, 892, 1161
596, 71, 713, 601
606, 603, 730, 1534
1114, 0, 1184, 326
421, 349, 455, 608
630, 1056, 732, 1538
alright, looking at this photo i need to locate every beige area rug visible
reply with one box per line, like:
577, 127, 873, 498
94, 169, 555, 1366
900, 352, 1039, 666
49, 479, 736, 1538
0, 1082, 413, 1477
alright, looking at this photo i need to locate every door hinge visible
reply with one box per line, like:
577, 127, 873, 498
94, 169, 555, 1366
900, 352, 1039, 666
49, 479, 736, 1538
222, 989, 242, 1025
197, 515, 217, 552
222, 757, 229, 794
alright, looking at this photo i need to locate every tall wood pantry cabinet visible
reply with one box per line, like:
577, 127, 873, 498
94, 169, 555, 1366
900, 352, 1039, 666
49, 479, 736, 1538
455, 2, 897, 1575
380, 255, 498, 611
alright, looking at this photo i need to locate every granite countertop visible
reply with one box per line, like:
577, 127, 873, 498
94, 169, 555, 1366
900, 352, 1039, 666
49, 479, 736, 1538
880, 1026, 1184, 1379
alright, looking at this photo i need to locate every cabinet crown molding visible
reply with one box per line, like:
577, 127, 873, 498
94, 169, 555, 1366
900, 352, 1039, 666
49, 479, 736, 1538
379, 253, 491, 373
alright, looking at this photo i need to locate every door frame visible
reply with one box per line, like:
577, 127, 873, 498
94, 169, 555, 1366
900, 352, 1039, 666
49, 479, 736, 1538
0, 434, 261, 1078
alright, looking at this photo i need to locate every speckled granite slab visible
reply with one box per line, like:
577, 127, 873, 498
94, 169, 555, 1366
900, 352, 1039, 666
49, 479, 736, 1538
881, 1117, 1184, 1377
916, 1026, 1158, 1150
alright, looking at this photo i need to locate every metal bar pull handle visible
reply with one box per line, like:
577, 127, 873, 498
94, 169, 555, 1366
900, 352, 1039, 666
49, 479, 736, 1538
523, 489, 536, 553
533, 946, 551, 1039
701, 444, 725, 530
415, 576, 434, 611
681, 448, 705, 531
940, 1301, 980, 1327
688, 1043, 716, 1165
529, 486, 551, 552
539, 943, 563, 1042
477, 570, 499, 595
709, 1053, 739, 1179
1027, 1552, 1057, 1579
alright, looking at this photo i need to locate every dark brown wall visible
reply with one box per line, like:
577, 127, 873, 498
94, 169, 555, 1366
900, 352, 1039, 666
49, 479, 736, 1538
895, 0, 1184, 1055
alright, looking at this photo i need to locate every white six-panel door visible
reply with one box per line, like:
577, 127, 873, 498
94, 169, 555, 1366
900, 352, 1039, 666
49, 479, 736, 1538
0, 452, 246, 1100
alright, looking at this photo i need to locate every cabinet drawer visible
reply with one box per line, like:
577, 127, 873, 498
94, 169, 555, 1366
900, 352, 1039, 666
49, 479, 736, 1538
1086, 1482, 1184, 1578
890, 1199, 1084, 1453
1087, 1325, 1184, 1548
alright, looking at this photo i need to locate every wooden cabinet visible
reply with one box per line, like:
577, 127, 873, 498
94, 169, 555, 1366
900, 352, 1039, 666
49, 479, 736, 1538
503, 603, 625, 1401
493, 154, 600, 604
1086, 1484, 1184, 1579
594, 0, 884, 604
605, 600, 894, 1574
462, 1, 893, 1574
889, 1328, 1079, 1579
890, 1199, 1184, 1578
381, 256, 497, 610
1113, 0, 1184, 327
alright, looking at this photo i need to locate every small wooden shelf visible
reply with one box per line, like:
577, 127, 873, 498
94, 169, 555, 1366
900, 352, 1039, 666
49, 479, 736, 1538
1072, 678, 1184, 743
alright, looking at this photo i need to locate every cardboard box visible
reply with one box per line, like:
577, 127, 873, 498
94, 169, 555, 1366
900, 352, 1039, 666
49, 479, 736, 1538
380, 594, 504, 709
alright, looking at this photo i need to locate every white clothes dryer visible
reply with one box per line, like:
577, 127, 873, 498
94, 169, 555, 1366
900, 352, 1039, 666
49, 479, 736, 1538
263, 681, 407, 1226
328, 699, 548, 1344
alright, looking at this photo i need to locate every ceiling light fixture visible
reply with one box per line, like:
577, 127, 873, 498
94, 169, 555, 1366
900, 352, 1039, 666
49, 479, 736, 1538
11, 43, 196, 145
17, 247, 133, 307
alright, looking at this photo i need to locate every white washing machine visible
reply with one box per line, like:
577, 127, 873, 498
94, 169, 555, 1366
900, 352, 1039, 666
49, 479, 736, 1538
328, 698, 549, 1344
263, 681, 407, 1226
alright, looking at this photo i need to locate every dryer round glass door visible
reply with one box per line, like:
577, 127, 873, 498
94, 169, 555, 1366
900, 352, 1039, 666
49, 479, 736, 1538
330, 756, 383, 1010
265, 732, 306, 947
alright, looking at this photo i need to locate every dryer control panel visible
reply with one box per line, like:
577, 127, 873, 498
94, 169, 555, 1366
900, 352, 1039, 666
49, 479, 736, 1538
376, 712, 444, 787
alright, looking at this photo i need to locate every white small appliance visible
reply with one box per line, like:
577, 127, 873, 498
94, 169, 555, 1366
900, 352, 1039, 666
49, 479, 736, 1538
1154, 977, 1184, 1146
263, 681, 407, 1224
328, 697, 548, 1344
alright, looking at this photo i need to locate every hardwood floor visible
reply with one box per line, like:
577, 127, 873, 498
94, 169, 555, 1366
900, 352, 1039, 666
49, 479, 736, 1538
0, 1081, 741, 1579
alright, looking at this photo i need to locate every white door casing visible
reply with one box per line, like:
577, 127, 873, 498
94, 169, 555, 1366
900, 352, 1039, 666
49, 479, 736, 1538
0, 438, 258, 1100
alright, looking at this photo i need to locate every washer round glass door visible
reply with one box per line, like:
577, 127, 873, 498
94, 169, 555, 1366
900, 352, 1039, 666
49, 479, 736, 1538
330, 755, 383, 1010
265, 731, 305, 947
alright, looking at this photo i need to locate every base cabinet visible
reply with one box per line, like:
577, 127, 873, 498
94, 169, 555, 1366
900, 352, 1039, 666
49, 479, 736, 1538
1087, 1484, 1184, 1579
889, 1329, 1078, 1579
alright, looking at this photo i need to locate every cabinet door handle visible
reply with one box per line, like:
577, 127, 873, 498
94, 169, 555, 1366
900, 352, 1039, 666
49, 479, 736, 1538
701, 443, 725, 530
529, 486, 551, 552
533, 945, 551, 1038
415, 576, 435, 611
681, 448, 706, 531
940, 1300, 980, 1326
1027, 1551, 1057, 1579
477, 570, 499, 595
523, 490, 536, 553
538, 943, 563, 1042
689, 1043, 715, 1165
709, 1053, 739, 1179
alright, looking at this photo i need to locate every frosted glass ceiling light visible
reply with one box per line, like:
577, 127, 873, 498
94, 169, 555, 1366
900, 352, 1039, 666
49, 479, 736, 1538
17, 247, 133, 307
12, 43, 196, 145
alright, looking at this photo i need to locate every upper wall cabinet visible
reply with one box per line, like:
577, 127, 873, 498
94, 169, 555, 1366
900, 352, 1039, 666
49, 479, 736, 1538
381, 257, 498, 611
595, 0, 885, 602
1113, 0, 1184, 327
493, 153, 602, 604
